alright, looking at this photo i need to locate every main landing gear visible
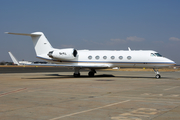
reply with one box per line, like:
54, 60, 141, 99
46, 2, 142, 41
73, 68, 80, 77
153, 68, 161, 79
88, 69, 96, 77
73, 68, 96, 77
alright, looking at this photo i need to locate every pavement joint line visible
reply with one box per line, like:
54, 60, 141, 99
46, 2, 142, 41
164, 86, 179, 91
106, 96, 180, 103
0, 88, 27, 97
34, 91, 97, 96
49, 99, 131, 120
132, 99, 180, 104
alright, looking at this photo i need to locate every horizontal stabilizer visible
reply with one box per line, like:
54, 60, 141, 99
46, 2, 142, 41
5, 32, 42, 36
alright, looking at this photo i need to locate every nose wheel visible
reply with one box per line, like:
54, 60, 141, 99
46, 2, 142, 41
155, 74, 161, 79
153, 69, 161, 79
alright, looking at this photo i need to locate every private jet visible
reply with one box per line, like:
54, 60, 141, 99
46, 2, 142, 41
6, 32, 176, 78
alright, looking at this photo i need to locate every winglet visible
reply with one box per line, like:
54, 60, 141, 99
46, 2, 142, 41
8, 52, 20, 65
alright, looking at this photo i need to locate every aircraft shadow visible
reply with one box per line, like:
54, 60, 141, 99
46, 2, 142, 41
24, 74, 172, 80
26, 74, 115, 79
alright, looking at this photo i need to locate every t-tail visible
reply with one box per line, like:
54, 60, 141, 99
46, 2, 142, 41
6, 32, 55, 58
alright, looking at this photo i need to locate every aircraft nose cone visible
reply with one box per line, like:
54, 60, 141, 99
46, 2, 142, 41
172, 61, 176, 65
169, 59, 176, 66
163, 57, 176, 66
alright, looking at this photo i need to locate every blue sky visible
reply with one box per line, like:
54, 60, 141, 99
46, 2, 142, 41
1, 0, 180, 64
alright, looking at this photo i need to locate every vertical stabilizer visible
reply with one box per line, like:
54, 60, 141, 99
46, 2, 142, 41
8, 52, 19, 65
30, 32, 53, 56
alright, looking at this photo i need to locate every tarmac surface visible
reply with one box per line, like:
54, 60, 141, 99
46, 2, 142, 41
0, 66, 74, 73
0, 68, 180, 120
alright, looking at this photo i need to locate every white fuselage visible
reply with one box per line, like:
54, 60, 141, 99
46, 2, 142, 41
38, 49, 175, 69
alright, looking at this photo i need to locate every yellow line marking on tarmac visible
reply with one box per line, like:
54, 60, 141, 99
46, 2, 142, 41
164, 86, 179, 91
49, 99, 131, 120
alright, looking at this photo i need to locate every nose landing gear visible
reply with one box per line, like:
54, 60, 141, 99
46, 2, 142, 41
153, 68, 161, 79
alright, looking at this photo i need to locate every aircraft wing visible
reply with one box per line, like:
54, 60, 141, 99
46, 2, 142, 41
8, 52, 109, 69
23, 63, 109, 69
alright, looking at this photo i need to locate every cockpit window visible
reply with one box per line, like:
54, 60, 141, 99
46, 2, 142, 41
151, 53, 162, 57
154, 53, 162, 57
151, 53, 155, 57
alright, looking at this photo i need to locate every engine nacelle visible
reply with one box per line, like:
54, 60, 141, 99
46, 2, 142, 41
48, 48, 78, 60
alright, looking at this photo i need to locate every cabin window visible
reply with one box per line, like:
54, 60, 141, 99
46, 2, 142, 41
95, 56, 100, 60
127, 56, 132, 60
88, 56, 92, 60
119, 56, 123, 60
103, 56, 107, 59
111, 56, 115, 60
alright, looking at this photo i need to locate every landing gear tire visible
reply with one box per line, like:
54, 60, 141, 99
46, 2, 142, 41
88, 72, 94, 77
73, 73, 80, 77
153, 68, 161, 79
155, 74, 161, 79
88, 69, 96, 77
